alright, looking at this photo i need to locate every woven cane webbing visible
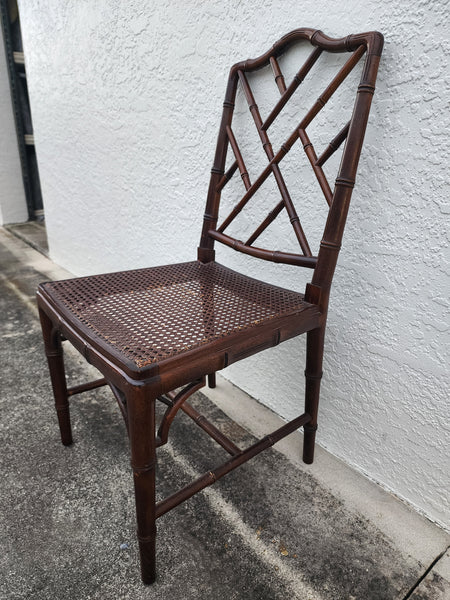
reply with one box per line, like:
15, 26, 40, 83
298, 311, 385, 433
43, 261, 309, 368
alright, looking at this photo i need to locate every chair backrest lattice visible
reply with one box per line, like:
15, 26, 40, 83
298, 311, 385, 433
198, 28, 383, 293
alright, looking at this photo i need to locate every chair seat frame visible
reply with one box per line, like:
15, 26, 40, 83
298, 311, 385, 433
37, 28, 383, 584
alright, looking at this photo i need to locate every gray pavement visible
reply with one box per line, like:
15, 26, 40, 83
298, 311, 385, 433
0, 226, 449, 599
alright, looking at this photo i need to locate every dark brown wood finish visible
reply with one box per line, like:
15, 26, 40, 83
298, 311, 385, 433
37, 28, 383, 584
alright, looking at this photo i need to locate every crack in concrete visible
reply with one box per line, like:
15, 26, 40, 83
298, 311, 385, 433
402, 545, 450, 600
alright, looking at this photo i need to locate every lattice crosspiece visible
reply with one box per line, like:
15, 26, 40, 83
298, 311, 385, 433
199, 29, 383, 279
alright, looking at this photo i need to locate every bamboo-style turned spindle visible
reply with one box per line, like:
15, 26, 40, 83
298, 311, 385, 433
298, 128, 333, 206
216, 159, 238, 192
316, 121, 350, 167
262, 47, 323, 131
226, 126, 252, 190
270, 56, 287, 93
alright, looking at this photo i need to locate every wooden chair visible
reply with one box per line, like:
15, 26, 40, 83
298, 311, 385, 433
37, 28, 383, 584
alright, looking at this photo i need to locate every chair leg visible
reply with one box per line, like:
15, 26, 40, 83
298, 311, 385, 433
126, 386, 157, 584
207, 372, 216, 388
303, 326, 325, 464
38, 307, 73, 446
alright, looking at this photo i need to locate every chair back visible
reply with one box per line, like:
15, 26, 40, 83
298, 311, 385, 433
198, 29, 383, 301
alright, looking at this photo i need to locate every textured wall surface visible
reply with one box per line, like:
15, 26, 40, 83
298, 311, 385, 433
0, 28, 27, 225
17, 0, 449, 529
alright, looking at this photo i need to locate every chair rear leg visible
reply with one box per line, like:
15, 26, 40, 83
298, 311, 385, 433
127, 386, 157, 584
38, 307, 73, 446
303, 326, 325, 464
207, 372, 216, 388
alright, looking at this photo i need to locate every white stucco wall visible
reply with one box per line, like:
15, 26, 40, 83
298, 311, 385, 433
0, 28, 28, 225
17, 0, 449, 530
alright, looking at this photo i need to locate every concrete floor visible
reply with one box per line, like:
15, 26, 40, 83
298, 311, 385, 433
5, 220, 49, 255
0, 226, 448, 599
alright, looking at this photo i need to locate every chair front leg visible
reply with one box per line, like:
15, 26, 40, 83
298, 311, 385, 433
303, 326, 325, 464
38, 306, 73, 446
126, 385, 157, 584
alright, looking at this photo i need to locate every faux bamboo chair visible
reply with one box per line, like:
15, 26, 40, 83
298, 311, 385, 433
37, 28, 383, 584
